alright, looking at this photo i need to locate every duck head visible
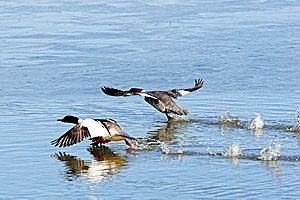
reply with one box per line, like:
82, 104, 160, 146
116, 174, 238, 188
57, 115, 80, 124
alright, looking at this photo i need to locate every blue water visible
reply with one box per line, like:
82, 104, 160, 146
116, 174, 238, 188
1, 0, 300, 199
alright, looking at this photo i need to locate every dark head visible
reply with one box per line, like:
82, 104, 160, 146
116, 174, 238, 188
57, 115, 80, 124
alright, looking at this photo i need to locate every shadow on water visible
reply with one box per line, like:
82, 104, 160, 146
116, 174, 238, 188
52, 146, 128, 182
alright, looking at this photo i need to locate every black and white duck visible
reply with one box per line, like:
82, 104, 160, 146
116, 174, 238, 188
51, 115, 136, 148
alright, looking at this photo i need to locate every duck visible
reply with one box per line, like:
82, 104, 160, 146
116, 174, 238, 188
51, 115, 137, 148
101, 79, 204, 121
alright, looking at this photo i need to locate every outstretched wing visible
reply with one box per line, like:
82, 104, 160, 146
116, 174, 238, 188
101, 86, 158, 100
101, 87, 142, 96
101, 87, 132, 96
51, 125, 91, 147
167, 79, 204, 98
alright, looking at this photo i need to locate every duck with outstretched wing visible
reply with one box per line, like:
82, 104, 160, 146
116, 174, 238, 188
101, 79, 204, 121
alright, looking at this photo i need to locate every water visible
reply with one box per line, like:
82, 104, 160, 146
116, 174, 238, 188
1, 0, 300, 199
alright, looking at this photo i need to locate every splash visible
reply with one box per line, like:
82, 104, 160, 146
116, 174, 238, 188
288, 124, 300, 132
218, 112, 241, 126
223, 142, 242, 157
248, 113, 264, 130
133, 138, 161, 150
258, 138, 281, 161
287, 109, 300, 132
160, 142, 183, 154
288, 123, 300, 132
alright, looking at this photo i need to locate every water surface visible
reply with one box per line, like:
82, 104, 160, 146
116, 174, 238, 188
1, 0, 300, 199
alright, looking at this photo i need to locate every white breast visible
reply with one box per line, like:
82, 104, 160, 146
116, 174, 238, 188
80, 119, 110, 138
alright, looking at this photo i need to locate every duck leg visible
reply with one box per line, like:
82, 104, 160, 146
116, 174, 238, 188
165, 113, 176, 122
90, 137, 107, 147
124, 139, 137, 149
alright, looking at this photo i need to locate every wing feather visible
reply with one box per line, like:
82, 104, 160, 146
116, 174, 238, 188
97, 119, 136, 140
51, 124, 91, 147
167, 79, 204, 97
101, 87, 135, 96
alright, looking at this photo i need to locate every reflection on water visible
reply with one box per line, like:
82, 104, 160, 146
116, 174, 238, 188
227, 156, 241, 166
251, 129, 264, 140
53, 146, 127, 181
134, 119, 195, 151
260, 161, 282, 180
295, 134, 300, 147
147, 119, 194, 142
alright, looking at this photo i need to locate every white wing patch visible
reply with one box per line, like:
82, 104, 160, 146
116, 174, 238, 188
137, 92, 158, 99
177, 90, 191, 96
80, 119, 110, 138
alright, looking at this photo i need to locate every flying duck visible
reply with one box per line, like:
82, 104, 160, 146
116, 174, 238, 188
51, 115, 137, 148
101, 79, 204, 121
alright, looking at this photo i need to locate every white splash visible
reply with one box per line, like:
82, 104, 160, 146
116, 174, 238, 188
218, 112, 241, 125
287, 110, 300, 132
258, 138, 281, 161
223, 142, 242, 157
288, 124, 300, 132
248, 113, 264, 130
160, 142, 183, 154
133, 138, 161, 150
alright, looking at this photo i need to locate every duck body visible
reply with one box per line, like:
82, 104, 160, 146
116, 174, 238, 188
101, 79, 204, 120
144, 91, 188, 116
51, 115, 136, 148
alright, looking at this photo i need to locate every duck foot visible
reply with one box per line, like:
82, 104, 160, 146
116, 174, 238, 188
166, 114, 176, 122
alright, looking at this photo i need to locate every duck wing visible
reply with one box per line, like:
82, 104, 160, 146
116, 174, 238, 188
166, 79, 204, 98
101, 86, 158, 100
52, 119, 110, 147
101, 87, 138, 96
51, 124, 91, 147
98, 119, 136, 140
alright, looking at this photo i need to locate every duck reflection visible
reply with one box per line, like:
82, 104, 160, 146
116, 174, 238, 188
53, 146, 127, 181
147, 119, 194, 142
